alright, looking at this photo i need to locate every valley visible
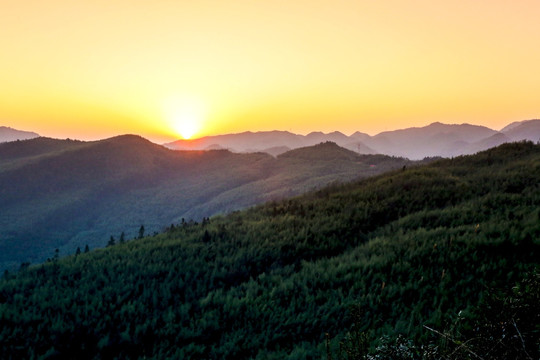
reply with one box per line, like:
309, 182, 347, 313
0, 136, 414, 271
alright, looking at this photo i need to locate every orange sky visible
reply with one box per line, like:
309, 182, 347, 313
2, 1, 539, 142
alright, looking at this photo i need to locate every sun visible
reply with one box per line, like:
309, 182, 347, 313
164, 96, 206, 140
174, 112, 199, 140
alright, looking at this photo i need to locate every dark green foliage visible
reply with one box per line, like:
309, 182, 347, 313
325, 306, 371, 360
433, 271, 540, 360
107, 236, 116, 247
331, 272, 539, 360
0, 142, 538, 359
138, 225, 145, 239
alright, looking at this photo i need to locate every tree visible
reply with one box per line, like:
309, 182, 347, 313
202, 230, 211, 243
138, 225, 145, 239
119, 232, 126, 244
107, 236, 115, 247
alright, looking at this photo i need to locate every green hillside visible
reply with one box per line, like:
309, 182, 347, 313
0, 136, 412, 271
0, 142, 539, 359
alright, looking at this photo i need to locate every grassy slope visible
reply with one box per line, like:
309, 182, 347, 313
0, 142, 538, 359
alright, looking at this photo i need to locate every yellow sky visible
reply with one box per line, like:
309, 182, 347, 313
2, 1, 539, 142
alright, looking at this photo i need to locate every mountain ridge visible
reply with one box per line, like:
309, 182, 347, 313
0, 136, 415, 271
0, 126, 39, 143
165, 119, 540, 159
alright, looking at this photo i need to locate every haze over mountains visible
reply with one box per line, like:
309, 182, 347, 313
0, 126, 39, 143
3, 119, 539, 160
165, 119, 540, 159
1, 118, 538, 270
0, 136, 414, 271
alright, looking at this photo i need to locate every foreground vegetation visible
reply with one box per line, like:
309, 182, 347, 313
0, 142, 539, 359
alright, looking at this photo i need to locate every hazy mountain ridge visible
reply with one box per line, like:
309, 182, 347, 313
0, 126, 39, 143
165, 129, 377, 155
0, 136, 415, 271
165, 119, 540, 159
2, 118, 538, 269
501, 119, 540, 141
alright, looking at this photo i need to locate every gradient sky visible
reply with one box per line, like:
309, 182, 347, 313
2, 1, 540, 142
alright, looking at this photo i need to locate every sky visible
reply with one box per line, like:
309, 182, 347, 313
2, 1, 540, 143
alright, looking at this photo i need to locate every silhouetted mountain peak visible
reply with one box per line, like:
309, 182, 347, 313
500, 119, 539, 132
0, 137, 86, 165
102, 134, 154, 146
0, 126, 40, 143
350, 131, 371, 140
427, 121, 445, 127
279, 141, 360, 161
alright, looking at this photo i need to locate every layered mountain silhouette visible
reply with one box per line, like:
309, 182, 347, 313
165, 119, 540, 159
2, 118, 538, 270
0, 135, 414, 270
165, 130, 377, 156
0, 126, 39, 143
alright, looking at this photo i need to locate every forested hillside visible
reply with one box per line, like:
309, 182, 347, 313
0, 136, 413, 271
0, 142, 539, 359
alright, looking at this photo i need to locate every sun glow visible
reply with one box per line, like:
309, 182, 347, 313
164, 96, 206, 140
2, 2, 540, 140
174, 112, 198, 140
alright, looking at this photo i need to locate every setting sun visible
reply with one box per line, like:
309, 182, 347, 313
164, 96, 206, 140
2, 1, 540, 141
173, 112, 198, 140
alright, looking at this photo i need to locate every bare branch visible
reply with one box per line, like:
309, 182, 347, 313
423, 325, 485, 360
512, 318, 533, 360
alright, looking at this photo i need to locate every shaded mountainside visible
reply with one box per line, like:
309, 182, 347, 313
0, 141, 538, 359
0, 137, 87, 166
0, 136, 414, 270
165, 119, 540, 160
366, 122, 498, 159
0, 126, 39, 143
501, 119, 540, 142
278, 141, 362, 161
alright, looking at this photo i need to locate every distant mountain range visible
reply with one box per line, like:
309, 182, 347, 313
0, 126, 39, 143
0, 135, 415, 271
1, 118, 538, 269
165, 119, 540, 159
